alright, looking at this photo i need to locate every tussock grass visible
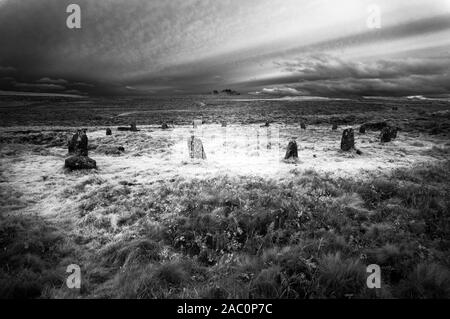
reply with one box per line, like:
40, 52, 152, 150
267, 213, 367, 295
2, 161, 449, 298
397, 263, 450, 298
0, 214, 72, 298
73, 160, 449, 298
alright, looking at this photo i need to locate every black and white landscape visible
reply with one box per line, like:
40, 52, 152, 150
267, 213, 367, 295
0, 0, 449, 299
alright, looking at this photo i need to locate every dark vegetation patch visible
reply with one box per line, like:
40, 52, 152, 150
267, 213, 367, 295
0, 213, 74, 298
62, 160, 450, 298
1, 156, 448, 298
91, 133, 175, 156
1, 96, 449, 138
0, 131, 69, 147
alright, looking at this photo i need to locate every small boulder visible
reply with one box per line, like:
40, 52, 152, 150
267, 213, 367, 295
380, 126, 398, 143
359, 125, 366, 134
260, 121, 270, 127
341, 128, 355, 151
187, 135, 206, 159
65, 156, 97, 170
300, 122, 307, 129
221, 121, 227, 127
161, 123, 169, 130
284, 140, 298, 160
118, 123, 139, 131
106, 128, 112, 136
332, 123, 338, 130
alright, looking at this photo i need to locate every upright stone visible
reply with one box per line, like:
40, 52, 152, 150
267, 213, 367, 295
65, 129, 96, 170
359, 125, 366, 134
106, 128, 112, 136
130, 122, 138, 132
284, 140, 298, 160
300, 122, 307, 129
68, 129, 88, 156
193, 119, 203, 128
78, 130, 88, 156
341, 128, 355, 151
187, 135, 206, 159
161, 123, 169, 129
68, 130, 79, 154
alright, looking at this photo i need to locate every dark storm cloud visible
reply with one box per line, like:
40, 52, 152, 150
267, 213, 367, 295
295, 14, 450, 54
291, 74, 450, 97
245, 54, 450, 97
120, 11, 450, 95
232, 13, 450, 71
0, 0, 449, 96
276, 54, 449, 81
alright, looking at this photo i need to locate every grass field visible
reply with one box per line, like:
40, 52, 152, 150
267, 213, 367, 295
0, 95, 449, 298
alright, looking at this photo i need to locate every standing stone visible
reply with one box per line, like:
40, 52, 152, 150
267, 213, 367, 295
341, 128, 355, 151
65, 129, 96, 170
130, 122, 138, 132
193, 119, 203, 128
300, 122, 307, 129
359, 125, 366, 134
106, 128, 112, 136
161, 123, 169, 129
68, 130, 79, 154
187, 135, 206, 159
68, 130, 88, 156
332, 123, 338, 130
78, 130, 88, 156
284, 140, 298, 160
380, 126, 398, 143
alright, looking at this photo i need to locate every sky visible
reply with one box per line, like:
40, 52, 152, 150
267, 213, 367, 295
0, 0, 450, 97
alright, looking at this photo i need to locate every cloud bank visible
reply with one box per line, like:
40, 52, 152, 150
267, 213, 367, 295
0, 0, 449, 96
